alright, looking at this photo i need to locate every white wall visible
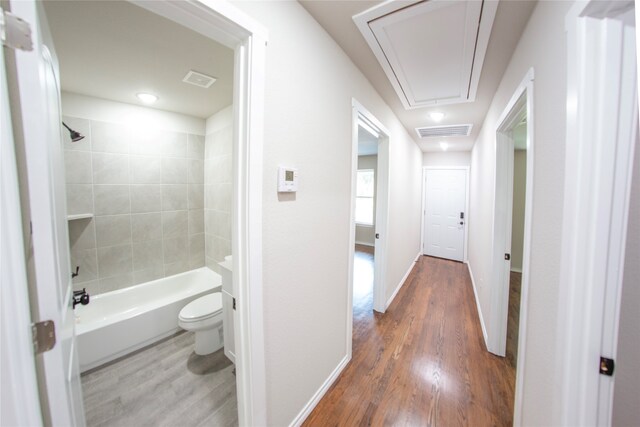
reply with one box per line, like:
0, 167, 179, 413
355, 155, 377, 246
232, 2, 423, 425
422, 150, 471, 167
612, 132, 640, 425
467, 1, 572, 424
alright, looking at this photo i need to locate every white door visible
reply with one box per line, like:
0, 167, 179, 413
9, 1, 85, 425
423, 169, 466, 261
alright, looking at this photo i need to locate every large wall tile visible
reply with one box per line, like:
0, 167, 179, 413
94, 185, 130, 215
130, 156, 162, 184
188, 184, 204, 210
95, 215, 132, 248
132, 240, 164, 271
66, 184, 94, 215
98, 273, 133, 293
162, 211, 188, 239
188, 134, 205, 159
91, 121, 130, 154
97, 244, 133, 278
133, 265, 164, 285
188, 159, 204, 184
165, 261, 190, 277
158, 131, 188, 158
64, 151, 92, 184
130, 184, 162, 213
92, 152, 129, 184
131, 213, 162, 242
162, 158, 188, 184
70, 248, 98, 285
189, 209, 205, 235
162, 185, 188, 211
163, 237, 188, 264
189, 233, 205, 269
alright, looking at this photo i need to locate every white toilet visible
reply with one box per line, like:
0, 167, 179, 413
178, 292, 224, 355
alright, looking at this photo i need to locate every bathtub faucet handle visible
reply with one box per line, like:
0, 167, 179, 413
71, 266, 80, 279
72, 288, 90, 309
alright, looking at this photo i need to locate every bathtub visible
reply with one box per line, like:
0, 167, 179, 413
75, 267, 220, 372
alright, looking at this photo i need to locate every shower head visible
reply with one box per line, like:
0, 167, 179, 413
62, 121, 85, 142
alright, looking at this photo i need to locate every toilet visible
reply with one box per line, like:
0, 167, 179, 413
178, 292, 224, 355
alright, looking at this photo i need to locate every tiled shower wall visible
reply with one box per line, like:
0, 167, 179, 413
204, 107, 233, 273
64, 115, 206, 295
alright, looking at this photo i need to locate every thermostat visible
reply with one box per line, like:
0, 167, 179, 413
278, 166, 298, 192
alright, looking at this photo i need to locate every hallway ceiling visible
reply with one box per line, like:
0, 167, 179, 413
43, 0, 234, 119
299, 0, 537, 152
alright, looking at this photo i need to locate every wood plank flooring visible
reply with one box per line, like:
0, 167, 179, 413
303, 255, 516, 427
81, 331, 238, 427
506, 272, 522, 369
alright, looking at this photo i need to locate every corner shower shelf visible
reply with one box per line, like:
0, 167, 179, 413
67, 213, 93, 221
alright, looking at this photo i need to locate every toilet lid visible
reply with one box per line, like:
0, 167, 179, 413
179, 293, 223, 321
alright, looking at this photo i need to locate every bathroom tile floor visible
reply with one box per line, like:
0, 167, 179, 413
81, 331, 237, 427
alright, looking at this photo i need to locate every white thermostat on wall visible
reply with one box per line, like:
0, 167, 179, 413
278, 166, 298, 192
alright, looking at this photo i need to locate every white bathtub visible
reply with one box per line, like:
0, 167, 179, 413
75, 267, 220, 372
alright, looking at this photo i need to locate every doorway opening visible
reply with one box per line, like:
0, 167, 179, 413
347, 100, 390, 357
3, 0, 267, 425
491, 69, 534, 424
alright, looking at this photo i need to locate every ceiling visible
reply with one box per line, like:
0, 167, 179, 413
358, 125, 379, 156
300, 0, 537, 152
43, 0, 234, 119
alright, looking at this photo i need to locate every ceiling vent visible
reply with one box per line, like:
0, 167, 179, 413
416, 124, 473, 139
182, 70, 216, 88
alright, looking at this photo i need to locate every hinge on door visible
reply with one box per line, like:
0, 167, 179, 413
599, 356, 615, 376
32, 320, 56, 355
0, 9, 34, 51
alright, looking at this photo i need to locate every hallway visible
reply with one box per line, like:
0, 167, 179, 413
304, 256, 515, 426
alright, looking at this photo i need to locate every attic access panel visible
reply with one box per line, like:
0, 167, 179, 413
354, 0, 499, 109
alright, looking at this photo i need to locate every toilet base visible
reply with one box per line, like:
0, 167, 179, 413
194, 327, 223, 355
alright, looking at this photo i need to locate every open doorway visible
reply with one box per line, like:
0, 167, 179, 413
3, 0, 267, 425
347, 100, 390, 356
353, 122, 378, 316
491, 69, 534, 423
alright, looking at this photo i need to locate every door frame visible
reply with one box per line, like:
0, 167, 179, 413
4, 0, 269, 425
489, 68, 534, 424
556, 1, 637, 425
420, 166, 470, 262
347, 99, 390, 358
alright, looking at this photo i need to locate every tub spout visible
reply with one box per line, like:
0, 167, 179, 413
73, 288, 90, 309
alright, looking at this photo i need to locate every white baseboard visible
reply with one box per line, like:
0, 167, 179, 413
385, 252, 421, 310
510, 267, 522, 273
289, 354, 350, 427
466, 261, 489, 349
354, 240, 374, 247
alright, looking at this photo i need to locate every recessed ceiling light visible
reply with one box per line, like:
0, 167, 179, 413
439, 142, 449, 151
429, 112, 445, 122
136, 93, 158, 104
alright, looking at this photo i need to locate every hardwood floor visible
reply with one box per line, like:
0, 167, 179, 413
506, 271, 522, 369
81, 331, 238, 427
303, 255, 515, 427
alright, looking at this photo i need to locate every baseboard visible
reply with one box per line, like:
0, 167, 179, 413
385, 252, 421, 310
466, 261, 489, 349
354, 241, 374, 247
289, 354, 350, 427
510, 267, 522, 273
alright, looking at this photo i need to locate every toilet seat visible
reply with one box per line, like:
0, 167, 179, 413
179, 293, 223, 323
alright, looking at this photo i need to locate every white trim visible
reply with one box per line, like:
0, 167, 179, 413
385, 252, 421, 310
0, 30, 44, 426
420, 166, 470, 262
490, 68, 535, 426
510, 268, 522, 273
288, 355, 350, 427
466, 262, 489, 348
557, 2, 636, 426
